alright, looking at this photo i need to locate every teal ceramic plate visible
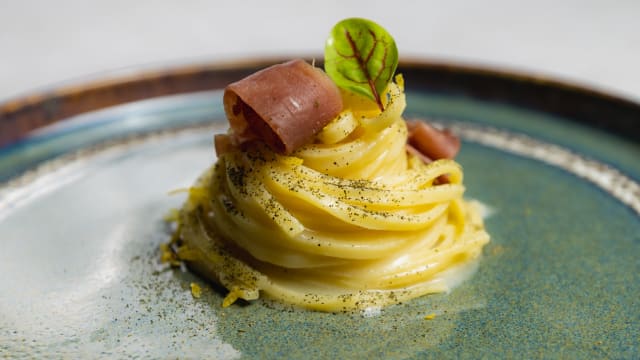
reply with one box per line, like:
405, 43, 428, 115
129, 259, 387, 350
0, 60, 639, 359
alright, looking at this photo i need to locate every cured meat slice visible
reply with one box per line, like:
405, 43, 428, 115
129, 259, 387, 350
223, 59, 343, 154
406, 120, 460, 160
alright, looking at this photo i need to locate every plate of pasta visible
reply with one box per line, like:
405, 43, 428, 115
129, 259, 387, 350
1, 19, 639, 359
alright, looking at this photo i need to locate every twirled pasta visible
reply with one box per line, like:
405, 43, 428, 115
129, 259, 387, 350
169, 81, 490, 312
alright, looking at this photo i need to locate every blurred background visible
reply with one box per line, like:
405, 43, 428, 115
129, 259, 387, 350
1, 0, 639, 102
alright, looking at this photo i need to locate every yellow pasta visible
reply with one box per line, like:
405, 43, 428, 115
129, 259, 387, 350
170, 81, 490, 312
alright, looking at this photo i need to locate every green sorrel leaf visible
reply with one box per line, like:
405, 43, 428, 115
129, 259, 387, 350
324, 18, 398, 111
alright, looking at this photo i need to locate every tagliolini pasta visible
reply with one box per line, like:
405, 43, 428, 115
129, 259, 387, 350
169, 80, 490, 312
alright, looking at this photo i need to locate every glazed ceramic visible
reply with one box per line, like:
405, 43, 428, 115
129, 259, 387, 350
0, 61, 638, 359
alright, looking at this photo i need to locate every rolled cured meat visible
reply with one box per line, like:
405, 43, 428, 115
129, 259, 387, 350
223, 59, 343, 154
406, 120, 460, 160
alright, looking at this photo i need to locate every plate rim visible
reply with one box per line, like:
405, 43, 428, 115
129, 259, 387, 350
1, 56, 639, 148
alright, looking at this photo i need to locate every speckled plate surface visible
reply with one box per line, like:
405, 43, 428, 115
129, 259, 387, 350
0, 60, 639, 359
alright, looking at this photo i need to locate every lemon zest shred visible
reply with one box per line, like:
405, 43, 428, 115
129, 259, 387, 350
395, 73, 404, 90
190, 282, 202, 299
222, 287, 242, 308
168, 188, 190, 195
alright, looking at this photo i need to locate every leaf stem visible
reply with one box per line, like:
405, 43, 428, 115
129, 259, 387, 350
345, 30, 385, 111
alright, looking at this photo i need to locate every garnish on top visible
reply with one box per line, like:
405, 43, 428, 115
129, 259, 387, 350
219, 18, 458, 162
220, 18, 399, 155
324, 18, 398, 112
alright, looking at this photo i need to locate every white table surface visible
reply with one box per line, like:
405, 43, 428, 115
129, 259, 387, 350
1, 0, 639, 103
